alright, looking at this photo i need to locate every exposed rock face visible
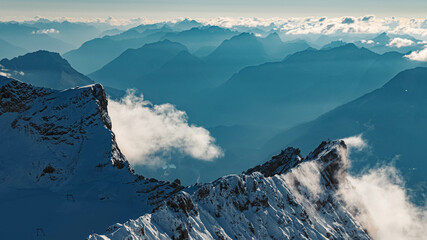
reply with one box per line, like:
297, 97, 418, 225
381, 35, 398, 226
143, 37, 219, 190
0, 76, 369, 240
244, 147, 302, 177
0, 76, 183, 239
89, 140, 370, 240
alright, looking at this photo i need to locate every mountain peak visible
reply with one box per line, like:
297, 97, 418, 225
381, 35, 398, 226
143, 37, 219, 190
265, 32, 282, 42
383, 67, 427, 92
0, 50, 93, 90
0, 50, 70, 71
245, 147, 302, 176
233, 32, 256, 40
90, 139, 368, 240
321, 40, 347, 50
142, 39, 188, 52
372, 32, 390, 44
245, 140, 347, 188
334, 42, 358, 50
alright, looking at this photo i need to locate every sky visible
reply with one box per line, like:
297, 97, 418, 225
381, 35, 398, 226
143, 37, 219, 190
1, 0, 426, 21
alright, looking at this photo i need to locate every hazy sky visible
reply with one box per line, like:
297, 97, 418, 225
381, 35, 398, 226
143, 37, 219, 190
1, 0, 426, 20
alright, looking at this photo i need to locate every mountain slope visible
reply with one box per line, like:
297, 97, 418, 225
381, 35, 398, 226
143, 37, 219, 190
141, 50, 214, 104
204, 32, 270, 82
22, 19, 101, 47
0, 22, 74, 53
90, 141, 371, 240
63, 28, 170, 74
89, 40, 188, 90
264, 67, 427, 204
0, 38, 28, 59
355, 32, 424, 55
188, 44, 427, 127
161, 26, 238, 52
0, 76, 182, 239
0, 50, 93, 89
260, 33, 311, 60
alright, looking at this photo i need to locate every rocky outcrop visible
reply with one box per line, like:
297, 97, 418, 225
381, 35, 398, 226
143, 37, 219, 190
89, 140, 370, 240
0, 76, 183, 239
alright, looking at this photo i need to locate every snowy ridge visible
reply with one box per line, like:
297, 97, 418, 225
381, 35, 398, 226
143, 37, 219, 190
0, 75, 129, 188
89, 141, 370, 240
0, 76, 183, 239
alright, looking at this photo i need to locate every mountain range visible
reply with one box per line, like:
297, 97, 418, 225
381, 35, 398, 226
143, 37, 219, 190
263, 67, 427, 204
0, 75, 182, 239
91, 140, 371, 240
63, 25, 236, 74
0, 38, 28, 59
0, 76, 371, 239
0, 22, 75, 53
0, 50, 93, 90
187, 43, 427, 128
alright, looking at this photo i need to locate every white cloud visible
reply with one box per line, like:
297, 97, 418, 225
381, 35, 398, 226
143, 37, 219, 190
405, 47, 427, 62
337, 135, 427, 240
340, 167, 427, 240
341, 134, 367, 151
361, 39, 375, 44
32, 28, 59, 34
387, 38, 414, 48
108, 90, 223, 167
2, 15, 427, 40
0, 71, 11, 77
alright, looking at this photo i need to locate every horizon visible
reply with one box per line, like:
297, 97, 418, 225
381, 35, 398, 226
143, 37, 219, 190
1, 1, 427, 239
1, 0, 427, 21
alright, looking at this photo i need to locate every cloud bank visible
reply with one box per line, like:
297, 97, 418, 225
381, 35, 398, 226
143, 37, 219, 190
342, 134, 367, 151
387, 38, 414, 48
32, 28, 59, 34
342, 167, 427, 240
405, 47, 427, 62
4, 15, 427, 40
339, 135, 427, 240
108, 90, 223, 167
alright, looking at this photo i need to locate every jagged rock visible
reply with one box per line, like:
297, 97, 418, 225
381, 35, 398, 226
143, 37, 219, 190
0, 75, 370, 240
0, 76, 183, 239
89, 140, 370, 240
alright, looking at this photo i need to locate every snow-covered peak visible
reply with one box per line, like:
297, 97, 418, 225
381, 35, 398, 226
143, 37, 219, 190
0, 76, 184, 239
245, 147, 303, 177
0, 76, 128, 188
90, 140, 369, 240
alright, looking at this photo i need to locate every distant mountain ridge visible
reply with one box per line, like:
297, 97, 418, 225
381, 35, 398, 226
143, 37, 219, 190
0, 50, 93, 89
0, 38, 28, 59
89, 39, 188, 90
263, 67, 427, 204
0, 22, 74, 53
186, 43, 427, 127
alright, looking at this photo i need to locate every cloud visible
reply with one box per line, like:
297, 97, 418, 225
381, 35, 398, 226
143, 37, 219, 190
340, 167, 427, 240
361, 39, 375, 44
405, 47, 427, 62
0, 71, 11, 77
337, 135, 427, 240
387, 38, 414, 48
107, 90, 223, 167
341, 134, 367, 151
32, 28, 59, 34
3, 15, 427, 40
